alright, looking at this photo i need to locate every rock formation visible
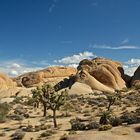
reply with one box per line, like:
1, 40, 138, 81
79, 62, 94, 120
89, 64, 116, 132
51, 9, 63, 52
76, 70, 115, 93
14, 66, 77, 87
7, 58, 140, 93
0, 73, 16, 91
131, 66, 140, 86
75, 57, 127, 92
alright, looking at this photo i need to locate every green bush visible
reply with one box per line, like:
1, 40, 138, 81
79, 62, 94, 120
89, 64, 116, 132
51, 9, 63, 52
0, 103, 10, 123
13, 96, 23, 104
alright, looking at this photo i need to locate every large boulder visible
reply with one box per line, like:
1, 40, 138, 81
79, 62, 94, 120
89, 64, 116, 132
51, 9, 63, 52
76, 57, 127, 92
14, 66, 77, 87
131, 66, 140, 86
0, 73, 16, 91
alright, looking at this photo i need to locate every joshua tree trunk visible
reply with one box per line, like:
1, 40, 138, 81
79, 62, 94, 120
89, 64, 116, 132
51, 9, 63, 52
53, 109, 57, 127
43, 103, 47, 117
107, 102, 111, 111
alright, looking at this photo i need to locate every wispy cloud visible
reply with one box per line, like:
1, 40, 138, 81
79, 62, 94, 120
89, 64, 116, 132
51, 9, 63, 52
31, 60, 49, 66
60, 41, 73, 44
48, 0, 59, 13
121, 38, 129, 44
91, 44, 140, 50
49, 4, 56, 13
91, 2, 98, 6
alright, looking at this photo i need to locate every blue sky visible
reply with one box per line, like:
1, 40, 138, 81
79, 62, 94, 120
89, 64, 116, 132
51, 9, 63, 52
0, 0, 140, 76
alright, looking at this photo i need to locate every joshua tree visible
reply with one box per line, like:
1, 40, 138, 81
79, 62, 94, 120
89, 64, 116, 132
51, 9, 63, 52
42, 85, 68, 127
105, 91, 120, 111
99, 91, 121, 126
106, 95, 117, 111
32, 86, 47, 116
32, 84, 68, 127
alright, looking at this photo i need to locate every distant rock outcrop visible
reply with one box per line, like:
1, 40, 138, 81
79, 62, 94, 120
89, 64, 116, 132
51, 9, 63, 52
7, 58, 139, 93
131, 66, 140, 86
76, 57, 127, 92
14, 66, 77, 87
0, 73, 16, 91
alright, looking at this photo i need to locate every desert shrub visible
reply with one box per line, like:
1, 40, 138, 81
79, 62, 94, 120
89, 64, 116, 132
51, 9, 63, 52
40, 130, 56, 137
120, 112, 140, 124
70, 118, 86, 131
134, 83, 140, 90
0, 102, 10, 123
83, 113, 91, 117
13, 96, 23, 104
68, 131, 77, 135
85, 121, 99, 130
99, 124, 112, 131
83, 109, 90, 114
24, 97, 37, 106
110, 117, 122, 126
70, 118, 99, 131
11, 130, 25, 140
60, 134, 69, 140
99, 111, 111, 125
61, 102, 75, 117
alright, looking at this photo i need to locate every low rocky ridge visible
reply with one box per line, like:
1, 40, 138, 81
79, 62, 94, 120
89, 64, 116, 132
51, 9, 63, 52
0, 57, 140, 93
13, 66, 77, 88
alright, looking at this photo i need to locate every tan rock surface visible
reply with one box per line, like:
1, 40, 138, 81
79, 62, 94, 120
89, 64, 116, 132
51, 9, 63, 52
76, 57, 127, 92
0, 73, 16, 92
14, 66, 77, 87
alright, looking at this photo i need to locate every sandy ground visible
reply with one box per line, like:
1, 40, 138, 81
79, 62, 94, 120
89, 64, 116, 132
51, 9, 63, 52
0, 82, 140, 140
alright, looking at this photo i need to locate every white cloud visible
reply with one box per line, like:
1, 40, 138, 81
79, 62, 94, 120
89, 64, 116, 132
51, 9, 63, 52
12, 63, 21, 68
126, 58, 140, 65
92, 44, 140, 50
54, 51, 97, 65
10, 70, 19, 76
0, 60, 45, 77
68, 64, 78, 68
123, 58, 140, 76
